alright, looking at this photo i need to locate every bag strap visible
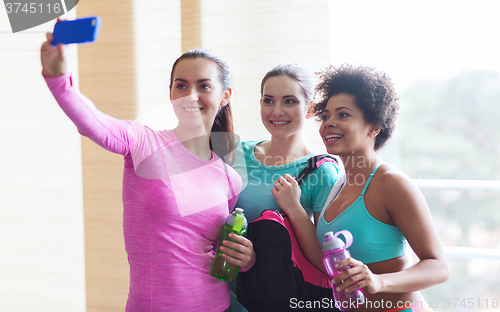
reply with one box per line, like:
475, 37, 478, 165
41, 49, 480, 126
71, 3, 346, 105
295, 154, 339, 186
319, 170, 346, 219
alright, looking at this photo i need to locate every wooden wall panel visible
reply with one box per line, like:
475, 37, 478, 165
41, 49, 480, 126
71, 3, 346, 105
181, 0, 201, 52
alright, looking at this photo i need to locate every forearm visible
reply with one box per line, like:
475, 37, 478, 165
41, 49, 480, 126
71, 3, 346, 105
44, 72, 131, 155
378, 258, 449, 293
286, 205, 326, 274
272, 174, 327, 274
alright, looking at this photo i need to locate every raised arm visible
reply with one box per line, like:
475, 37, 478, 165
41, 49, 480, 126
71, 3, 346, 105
41, 32, 133, 156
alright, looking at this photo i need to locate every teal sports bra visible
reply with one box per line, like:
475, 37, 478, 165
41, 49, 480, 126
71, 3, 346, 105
316, 163, 409, 264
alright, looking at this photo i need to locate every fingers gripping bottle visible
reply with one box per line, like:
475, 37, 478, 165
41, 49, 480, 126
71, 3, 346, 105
211, 208, 248, 281
322, 230, 364, 311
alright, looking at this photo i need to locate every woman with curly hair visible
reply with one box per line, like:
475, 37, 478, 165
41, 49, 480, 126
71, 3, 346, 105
272, 64, 449, 312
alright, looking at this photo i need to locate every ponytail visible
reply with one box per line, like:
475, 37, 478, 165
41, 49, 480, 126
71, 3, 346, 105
210, 104, 236, 165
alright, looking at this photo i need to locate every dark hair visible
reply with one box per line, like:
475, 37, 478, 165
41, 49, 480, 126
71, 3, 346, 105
261, 64, 315, 104
169, 49, 236, 164
313, 64, 399, 151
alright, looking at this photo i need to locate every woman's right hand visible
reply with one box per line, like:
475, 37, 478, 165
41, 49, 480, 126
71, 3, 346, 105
332, 257, 382, 295
41, 29, 66, 77
271, 174, 302, 216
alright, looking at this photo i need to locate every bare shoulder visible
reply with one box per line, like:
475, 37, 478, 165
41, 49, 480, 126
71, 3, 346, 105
373, 163, 415, 192
371, 163, 426, 211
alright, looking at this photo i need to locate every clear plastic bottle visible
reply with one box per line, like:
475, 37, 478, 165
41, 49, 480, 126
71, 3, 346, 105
322, 231, 364, 311
211, 208, 248, 281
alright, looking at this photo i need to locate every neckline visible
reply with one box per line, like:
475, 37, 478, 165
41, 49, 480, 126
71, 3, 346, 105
250, 140, 315, 169
169, 130, 216, 164
322, 196, 362, 225
322, 163, 383, 224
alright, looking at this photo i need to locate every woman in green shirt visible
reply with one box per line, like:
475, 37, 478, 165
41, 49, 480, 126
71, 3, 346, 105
230, 64, 342, 311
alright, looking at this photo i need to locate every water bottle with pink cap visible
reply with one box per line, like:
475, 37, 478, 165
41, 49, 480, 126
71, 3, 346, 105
322, 230, 364, 311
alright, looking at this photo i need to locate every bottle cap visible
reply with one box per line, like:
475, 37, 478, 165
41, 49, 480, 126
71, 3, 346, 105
324, 231, 334, 241
225, 208, 247, 231
322, 231, 345, 253
233, 208, 245, 232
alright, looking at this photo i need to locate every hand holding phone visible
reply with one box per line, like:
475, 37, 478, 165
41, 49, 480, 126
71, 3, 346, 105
51, 16, 101, 46
41, 32, 67, 77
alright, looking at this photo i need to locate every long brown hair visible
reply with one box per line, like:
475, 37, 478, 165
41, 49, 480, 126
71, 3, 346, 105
170, 49, 236, 164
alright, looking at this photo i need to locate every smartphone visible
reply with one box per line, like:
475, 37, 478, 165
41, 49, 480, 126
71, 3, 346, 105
51, 16, 101, 46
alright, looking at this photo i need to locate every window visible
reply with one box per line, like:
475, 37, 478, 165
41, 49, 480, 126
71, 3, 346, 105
330, 1, 500, 309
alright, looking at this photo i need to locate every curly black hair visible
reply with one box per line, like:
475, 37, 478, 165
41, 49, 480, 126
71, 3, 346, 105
313, 64, 400, 151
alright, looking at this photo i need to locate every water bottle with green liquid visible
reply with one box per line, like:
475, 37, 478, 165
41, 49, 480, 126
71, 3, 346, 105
211, 208, 248, 281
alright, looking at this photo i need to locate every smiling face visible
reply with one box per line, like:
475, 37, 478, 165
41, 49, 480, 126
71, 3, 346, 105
170, 58, 230, 132
260, 75, 309, 139
319, 93, 379, 157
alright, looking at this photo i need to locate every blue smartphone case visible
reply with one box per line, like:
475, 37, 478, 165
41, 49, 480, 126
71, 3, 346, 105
52, 16, 101, 46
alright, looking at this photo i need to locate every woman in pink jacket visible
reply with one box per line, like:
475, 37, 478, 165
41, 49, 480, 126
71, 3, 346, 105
40, 32, 255, 312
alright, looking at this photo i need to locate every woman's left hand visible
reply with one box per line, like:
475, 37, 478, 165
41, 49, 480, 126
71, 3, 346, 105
332, 258, 383, 294
220, 233, 256, 268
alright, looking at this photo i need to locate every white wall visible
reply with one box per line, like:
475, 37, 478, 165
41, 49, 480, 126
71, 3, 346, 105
0, 7, 86, 312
